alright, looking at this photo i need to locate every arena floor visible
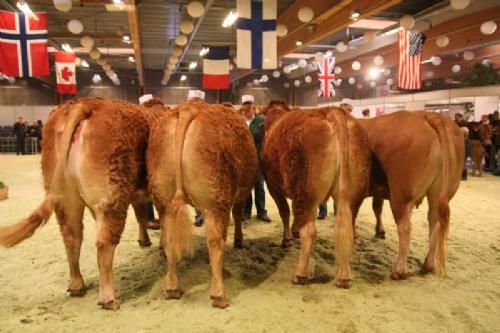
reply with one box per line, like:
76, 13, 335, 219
0, 155, 499, 333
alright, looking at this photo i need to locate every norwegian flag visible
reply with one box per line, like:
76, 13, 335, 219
0, 11, 49, 77
317, 56, 335, 98
55, 52, 77, 95
398, 29, 425, 90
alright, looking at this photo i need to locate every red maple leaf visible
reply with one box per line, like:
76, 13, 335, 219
61, 66, 73, 81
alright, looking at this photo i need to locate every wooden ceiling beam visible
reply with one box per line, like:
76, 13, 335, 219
277, 0, 401, 57
337, 7, 500, 78
50, 32, 122, 40
125, 0, 144, 88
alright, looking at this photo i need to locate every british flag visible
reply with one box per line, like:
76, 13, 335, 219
0, 11, 49, 77
317, 56, 335, 98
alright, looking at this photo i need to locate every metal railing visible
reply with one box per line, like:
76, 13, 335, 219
0, 137, 40, 154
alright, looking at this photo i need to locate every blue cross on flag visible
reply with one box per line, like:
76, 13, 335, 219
236, 0, 277, 70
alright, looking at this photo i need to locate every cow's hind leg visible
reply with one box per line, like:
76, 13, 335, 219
390, 202, 412, 280
291, 204, 317, 285
95, 212, 126, 311
55, 193, 86, 297
205, 210, 230, 308
232, 200, 245, 249
131, 200, 152, 248
335, 198, 354, 288
372, 198, 386, 239
268, 187, 292, 248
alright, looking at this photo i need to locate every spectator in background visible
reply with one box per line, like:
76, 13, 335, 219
362, 109, 370, 118
12, 116, 26, 155
479, 115, 493, 169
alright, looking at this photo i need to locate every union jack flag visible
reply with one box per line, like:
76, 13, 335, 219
0, 11, 49, 77
317, 56, 335, 98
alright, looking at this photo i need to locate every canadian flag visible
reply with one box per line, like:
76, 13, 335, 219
55, 52, 77, 94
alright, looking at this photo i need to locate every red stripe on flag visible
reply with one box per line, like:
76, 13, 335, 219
203, 73, 230, 90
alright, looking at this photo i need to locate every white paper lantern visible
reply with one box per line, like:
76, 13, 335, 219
261, 75, 269, 82
253, 79, 260, 85
92, 74, 102, 84
103, 63, 111, 71
348, 77, 356, 85
284, 82, 290, 88
172, 47, 183, 57
425, 71, 434, 78
357, 83, 363, 90
169, 55, 178, 64
277, 24, 288, 37
400, 15, 415, 30
315, 52, 324, 62
325, 50, 333, 57
96, 58, 106, 66
351, 61, 361, 71
374, 55, 384, 66
68, 20, 84, 35
482, 59, 491, 66
364, 31, 376, 43
89, 48, 101, 60
452, 64, 461, 73
431, 56, 442, 66
298, 59, 307, 68
334, 66, 342, 75
384, 68, 391, 76
334, 79, 342, 86
161, 80, 167, 86
369, 81, 376, 88
187, 1, 204, 18
167, 63, 175, 70
436, 35, 449, 48
450, 0, 470, 10
272, 70, 280, 78
305, 75, 312, 83
53, 0, 72, 12
386, 78, 394, 85
175, 34, 188, 46
283, 65, 291, 74
246, 82, 253, 88
80, 35, 94, 48
294, 79, 301, 87
480, 21, 497, 35
180, 20, 194, 35
297, 7, 314, 23
463, 50, 474, 61
336, 41, 348, 53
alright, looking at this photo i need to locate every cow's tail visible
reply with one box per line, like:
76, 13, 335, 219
425, 113, 453, 275
0, 103, 91, 248
164, 106, 196, 261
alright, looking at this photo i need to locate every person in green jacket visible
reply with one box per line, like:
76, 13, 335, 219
241, 95, 271, 222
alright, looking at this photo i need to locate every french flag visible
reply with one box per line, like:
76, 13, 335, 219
236, 0, 277, 70
202, 46, 230, 90
0, 11, 49, 77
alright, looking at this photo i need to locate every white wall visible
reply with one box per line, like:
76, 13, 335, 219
474, 96, 498, 121
0, 105, 55, 126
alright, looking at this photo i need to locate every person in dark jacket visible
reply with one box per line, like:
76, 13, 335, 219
12, 116, 26, 155
241, 95, 271, 222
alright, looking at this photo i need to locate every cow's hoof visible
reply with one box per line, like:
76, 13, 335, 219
335, 278, 352, 289
281, 238, 294, 248
375, 231, 386, 239
164, 288, 183, 300
292, 232, 300, 239
137, 239, 152, 248
420, 264, 435, 275
291, 275, 309, 285
233, 239, 243, 249
210, 295, 229, 309
68, 287, 87, 297
390, 271, 408, 280
98, 299, 120, 311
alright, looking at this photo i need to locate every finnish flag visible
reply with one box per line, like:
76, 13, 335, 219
236, 0, 277, 70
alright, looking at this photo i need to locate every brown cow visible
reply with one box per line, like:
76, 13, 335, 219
359, 111, 464, 279
470, 139, 485, 177
261, 106, 371, 287
0, 98, 166, 310
147, 101, 258, 308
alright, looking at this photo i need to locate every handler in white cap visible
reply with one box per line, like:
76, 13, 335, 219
139, 94, 154, 105
240, 94, 271, 222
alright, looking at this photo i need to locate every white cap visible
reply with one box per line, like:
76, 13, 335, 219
242, 95, 254, 104
188, 89, 205, 100
139, 94, 153, 105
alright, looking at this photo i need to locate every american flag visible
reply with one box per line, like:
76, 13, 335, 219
398, 29, 425, 90
317, 56, 335, 98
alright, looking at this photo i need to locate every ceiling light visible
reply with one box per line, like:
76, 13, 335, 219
296, 40, 303, 46
189, 61, 197, 69
128, 56, 135, 63
351, 10, 360, 20
368, 67, 381, 80
62, 43, 73, 52
81, 60, 89, 68
113, 0, 124, 4
222, 11, 238, 28
199, 47, 209, 57
16, 1, 38, 20
180, 74, 187, 81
